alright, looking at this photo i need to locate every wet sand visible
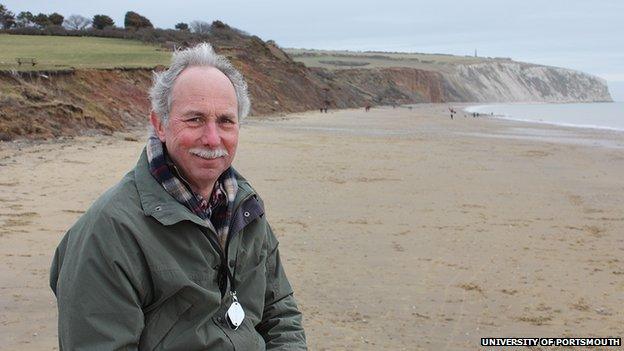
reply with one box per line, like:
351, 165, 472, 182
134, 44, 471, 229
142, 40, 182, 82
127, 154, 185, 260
1, 104, 623, 350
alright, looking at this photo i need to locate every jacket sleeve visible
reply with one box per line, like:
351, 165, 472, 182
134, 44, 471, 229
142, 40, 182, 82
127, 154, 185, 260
256, 224, 307, 350
50, 215, 148, 351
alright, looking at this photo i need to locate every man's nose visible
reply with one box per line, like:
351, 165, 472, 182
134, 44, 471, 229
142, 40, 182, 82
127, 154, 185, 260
200, 121, 221, 147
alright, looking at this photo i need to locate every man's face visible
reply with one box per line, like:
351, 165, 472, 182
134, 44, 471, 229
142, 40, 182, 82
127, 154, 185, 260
151, 66, 239, 196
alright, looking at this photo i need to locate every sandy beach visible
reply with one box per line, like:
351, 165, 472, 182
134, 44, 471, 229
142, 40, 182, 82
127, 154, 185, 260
1, 104, 623, 350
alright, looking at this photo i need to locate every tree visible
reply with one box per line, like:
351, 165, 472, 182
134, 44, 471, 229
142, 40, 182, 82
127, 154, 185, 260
15, 11, 34, 28
92, 14, 114, 29
33, 13, 50, 28
0, 4, 15, 29
124, 11, 152, 29
63, 14, 91, 30
212, 20, 229, 29
190, 20, 210, 34
174, 22, 188, 31
48, 12, 64, 26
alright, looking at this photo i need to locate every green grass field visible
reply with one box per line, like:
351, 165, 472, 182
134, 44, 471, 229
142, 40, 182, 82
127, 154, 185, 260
0, 34, 172, 71
284, 48, 514, 71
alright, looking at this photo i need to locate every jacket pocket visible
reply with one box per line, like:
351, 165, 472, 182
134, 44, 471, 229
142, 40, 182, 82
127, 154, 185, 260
139, 296, 193, 350
213, 313, 266, 351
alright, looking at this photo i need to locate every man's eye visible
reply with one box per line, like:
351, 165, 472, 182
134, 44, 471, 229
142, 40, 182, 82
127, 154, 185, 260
186, 117, 202, 123
220, 116, 237, 124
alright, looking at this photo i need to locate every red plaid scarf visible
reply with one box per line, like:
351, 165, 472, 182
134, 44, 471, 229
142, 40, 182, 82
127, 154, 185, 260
146, 135, 237, 249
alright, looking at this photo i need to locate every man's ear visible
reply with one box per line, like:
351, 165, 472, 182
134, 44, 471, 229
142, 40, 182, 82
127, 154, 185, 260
150, 111, 166, 142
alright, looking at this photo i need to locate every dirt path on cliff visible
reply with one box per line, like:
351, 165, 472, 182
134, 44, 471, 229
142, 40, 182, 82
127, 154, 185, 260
1, 105, 623, 350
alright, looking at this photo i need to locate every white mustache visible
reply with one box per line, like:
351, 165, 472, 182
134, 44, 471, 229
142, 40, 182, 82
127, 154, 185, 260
189, 148, 229, 159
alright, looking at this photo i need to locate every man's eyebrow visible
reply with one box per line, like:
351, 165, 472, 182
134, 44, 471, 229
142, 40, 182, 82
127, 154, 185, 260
181, 110, 206, 117
178, 110, 237, 119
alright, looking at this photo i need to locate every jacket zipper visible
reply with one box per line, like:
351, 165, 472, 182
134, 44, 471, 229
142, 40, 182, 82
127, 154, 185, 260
202, 192, 256, 296
169, 161, 256, 295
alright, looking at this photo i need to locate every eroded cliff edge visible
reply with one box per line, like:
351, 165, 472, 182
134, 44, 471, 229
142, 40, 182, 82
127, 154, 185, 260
0, 38, 612, 140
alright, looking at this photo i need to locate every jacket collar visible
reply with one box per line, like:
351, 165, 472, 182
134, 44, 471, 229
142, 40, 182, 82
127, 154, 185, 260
134, 148, 255, 228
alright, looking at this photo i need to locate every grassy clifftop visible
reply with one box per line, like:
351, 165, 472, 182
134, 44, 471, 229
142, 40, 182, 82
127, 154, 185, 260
284, 48, 513, 72
0, 34, 170, 71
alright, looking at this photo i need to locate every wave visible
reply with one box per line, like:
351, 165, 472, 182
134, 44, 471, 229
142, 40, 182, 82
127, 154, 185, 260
464, 103, 624, 132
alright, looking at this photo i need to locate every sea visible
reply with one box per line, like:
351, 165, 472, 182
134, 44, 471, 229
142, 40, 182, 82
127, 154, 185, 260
464, 102, 624, 132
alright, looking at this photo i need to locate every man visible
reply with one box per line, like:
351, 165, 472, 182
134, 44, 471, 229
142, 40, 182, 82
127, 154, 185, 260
50, 43, 307, 350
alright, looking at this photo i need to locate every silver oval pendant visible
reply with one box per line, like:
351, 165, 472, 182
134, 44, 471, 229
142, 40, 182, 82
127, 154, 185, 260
226, 301, 245, 329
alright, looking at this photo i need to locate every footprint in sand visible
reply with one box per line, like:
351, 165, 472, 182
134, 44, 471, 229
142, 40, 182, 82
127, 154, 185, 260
457, 282, 486, 297
515, 315, 553, 326
568, 194, 583, 207
583, 225, 606, 238
521, 150, 552, 157
392, 242, 405, 252
570, 298, 590, 311
0, 212, 39, 227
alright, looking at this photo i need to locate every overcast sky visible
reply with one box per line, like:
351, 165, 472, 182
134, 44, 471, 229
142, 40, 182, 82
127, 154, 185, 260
4, 0, 623, 99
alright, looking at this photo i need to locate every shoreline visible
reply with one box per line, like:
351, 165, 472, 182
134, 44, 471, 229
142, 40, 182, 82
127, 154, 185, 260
2, 102, 622, 147
1, 103, 623, 350
462, 102, 624, 133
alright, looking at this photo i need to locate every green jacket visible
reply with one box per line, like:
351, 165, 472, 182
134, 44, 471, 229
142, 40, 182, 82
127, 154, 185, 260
50, 149, 307, 350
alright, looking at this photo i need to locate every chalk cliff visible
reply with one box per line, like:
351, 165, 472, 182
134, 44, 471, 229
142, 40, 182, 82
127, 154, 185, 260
286, 48, 612, 105
442, 62, 611, 102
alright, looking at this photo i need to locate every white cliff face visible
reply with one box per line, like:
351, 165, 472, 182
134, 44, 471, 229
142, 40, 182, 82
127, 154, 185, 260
444, 62, 612, 102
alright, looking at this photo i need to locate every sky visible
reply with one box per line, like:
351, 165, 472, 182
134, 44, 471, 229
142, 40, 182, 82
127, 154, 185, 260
4, 0, 624, 100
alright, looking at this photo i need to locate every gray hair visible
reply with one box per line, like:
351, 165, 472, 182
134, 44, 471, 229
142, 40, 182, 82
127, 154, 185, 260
149, 42, 251, 124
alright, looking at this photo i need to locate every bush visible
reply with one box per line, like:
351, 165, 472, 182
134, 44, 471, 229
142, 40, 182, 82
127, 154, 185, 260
15, 11, 34, 28
174, 22, 188, 31
124, 11, 152, 29
190, 20, 210, 34
33, 13, 50, 28
0, 4, 15, 29
212, 20, 228, 29
1, 19, 254, 51
63, 14, 90, 30
48, 13, 64, 26
92, 15, 114, 30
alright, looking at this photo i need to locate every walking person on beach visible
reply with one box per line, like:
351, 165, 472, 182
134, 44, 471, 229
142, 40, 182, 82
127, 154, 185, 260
50, 43, 307, 350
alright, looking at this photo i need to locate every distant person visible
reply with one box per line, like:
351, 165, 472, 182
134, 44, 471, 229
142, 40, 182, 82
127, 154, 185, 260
365, 103, 371, 112
323, 100, 330, 113
50, 43, 307, 350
